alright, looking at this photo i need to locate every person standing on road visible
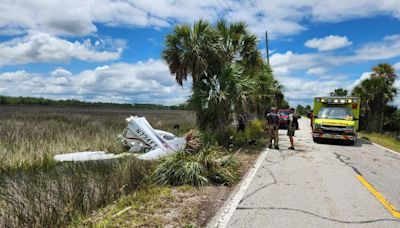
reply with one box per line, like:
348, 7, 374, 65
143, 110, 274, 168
309, 110, 314, 130
288, 107, 298, 150
266, 107, 280, 149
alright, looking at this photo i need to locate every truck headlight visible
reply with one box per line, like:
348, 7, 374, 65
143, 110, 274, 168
314, 124, 322, 129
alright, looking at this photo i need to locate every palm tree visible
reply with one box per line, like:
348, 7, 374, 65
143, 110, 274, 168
163, 19, 266, 131
215, 20, 263, 71
162, 20, 222, 129
352, 63, 397, 132
162, 20, 221, 86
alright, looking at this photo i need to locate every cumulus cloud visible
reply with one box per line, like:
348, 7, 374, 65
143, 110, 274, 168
1, 1, 400, 39
275, 73, 354, 107
352, 35, 400, 61
350, 72, 372, 88
0, 33, 123, 66
306, 67, 327, 76
271, 34, 400, 74
0, 59, 190, 105
305, 35, 353, 51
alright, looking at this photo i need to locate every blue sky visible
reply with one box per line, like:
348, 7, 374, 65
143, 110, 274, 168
0, 0, 400, 106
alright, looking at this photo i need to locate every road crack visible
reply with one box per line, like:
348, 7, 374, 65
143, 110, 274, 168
333, 152, 363, 176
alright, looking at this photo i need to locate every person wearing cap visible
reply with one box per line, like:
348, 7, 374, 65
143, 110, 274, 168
287, 107, 298, 150
266, 107, 280, 149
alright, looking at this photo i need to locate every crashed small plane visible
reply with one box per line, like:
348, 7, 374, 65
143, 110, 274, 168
54, 116, 186, 162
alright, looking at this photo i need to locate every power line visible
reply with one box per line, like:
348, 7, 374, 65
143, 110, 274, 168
223, 0, 234, 13
223, 0, 236, 21
217, 0, 235, 21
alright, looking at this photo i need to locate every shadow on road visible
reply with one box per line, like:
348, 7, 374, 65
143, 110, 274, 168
313, 138, 372, 147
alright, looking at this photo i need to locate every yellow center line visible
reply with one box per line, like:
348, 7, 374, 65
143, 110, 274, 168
356, 175, 400, 219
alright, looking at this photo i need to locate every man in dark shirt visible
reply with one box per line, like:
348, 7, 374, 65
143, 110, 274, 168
266, 107, 280, 149
287, 108, 298, 150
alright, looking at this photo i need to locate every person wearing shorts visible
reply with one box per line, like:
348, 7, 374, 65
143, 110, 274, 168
266, 107, 280, 149
287, 108, 298, 150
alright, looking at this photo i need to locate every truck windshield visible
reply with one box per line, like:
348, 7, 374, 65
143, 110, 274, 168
317, 107, 353, 120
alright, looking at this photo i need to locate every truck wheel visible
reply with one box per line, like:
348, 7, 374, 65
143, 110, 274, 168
313, 137, 319, 143
348, 140, 355, 145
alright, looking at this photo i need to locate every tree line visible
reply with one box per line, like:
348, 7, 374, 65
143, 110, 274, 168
0, 95, 190, 110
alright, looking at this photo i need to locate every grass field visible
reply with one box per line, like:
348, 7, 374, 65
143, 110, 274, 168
359, 132, 400, 153
0, 105, 196, 171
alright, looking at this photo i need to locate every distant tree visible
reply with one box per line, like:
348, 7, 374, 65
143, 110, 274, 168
330, 88, 348, 96
305, 105, 312, 113
296, 104, 305, 115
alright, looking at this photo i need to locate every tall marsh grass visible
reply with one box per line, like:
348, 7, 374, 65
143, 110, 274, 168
0, 105, 196, 171
0, 158, 151, 227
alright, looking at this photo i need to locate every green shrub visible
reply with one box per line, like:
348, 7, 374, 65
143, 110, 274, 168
199, 119, 266, 148
152, 146, 238, 187
244, 119, 265, 140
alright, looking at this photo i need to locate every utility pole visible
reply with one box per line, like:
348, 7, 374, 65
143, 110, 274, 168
265, 29, 270, 65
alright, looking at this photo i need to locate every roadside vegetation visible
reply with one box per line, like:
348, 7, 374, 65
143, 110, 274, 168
352, 63, 398, 133
359, 132, 400, 153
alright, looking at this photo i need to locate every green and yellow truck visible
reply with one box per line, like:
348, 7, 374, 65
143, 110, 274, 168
312, 97, 360, 145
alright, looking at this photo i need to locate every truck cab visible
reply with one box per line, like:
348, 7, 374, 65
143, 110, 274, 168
312, 97, 360, 145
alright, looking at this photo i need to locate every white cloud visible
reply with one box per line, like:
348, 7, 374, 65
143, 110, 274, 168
0, 59, 190, 105
351, 35, 400, 61
1, 1, 400, 39
276, 74, 354, 107
394, 62, 400, 71
306, 67, 327, 76
305, 35, 352, 51
271, 34, 400, 73
0, 33, 123, 66
350, 72, 371, 88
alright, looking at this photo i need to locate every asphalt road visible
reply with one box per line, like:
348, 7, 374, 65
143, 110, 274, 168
221, 118, 400, 227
